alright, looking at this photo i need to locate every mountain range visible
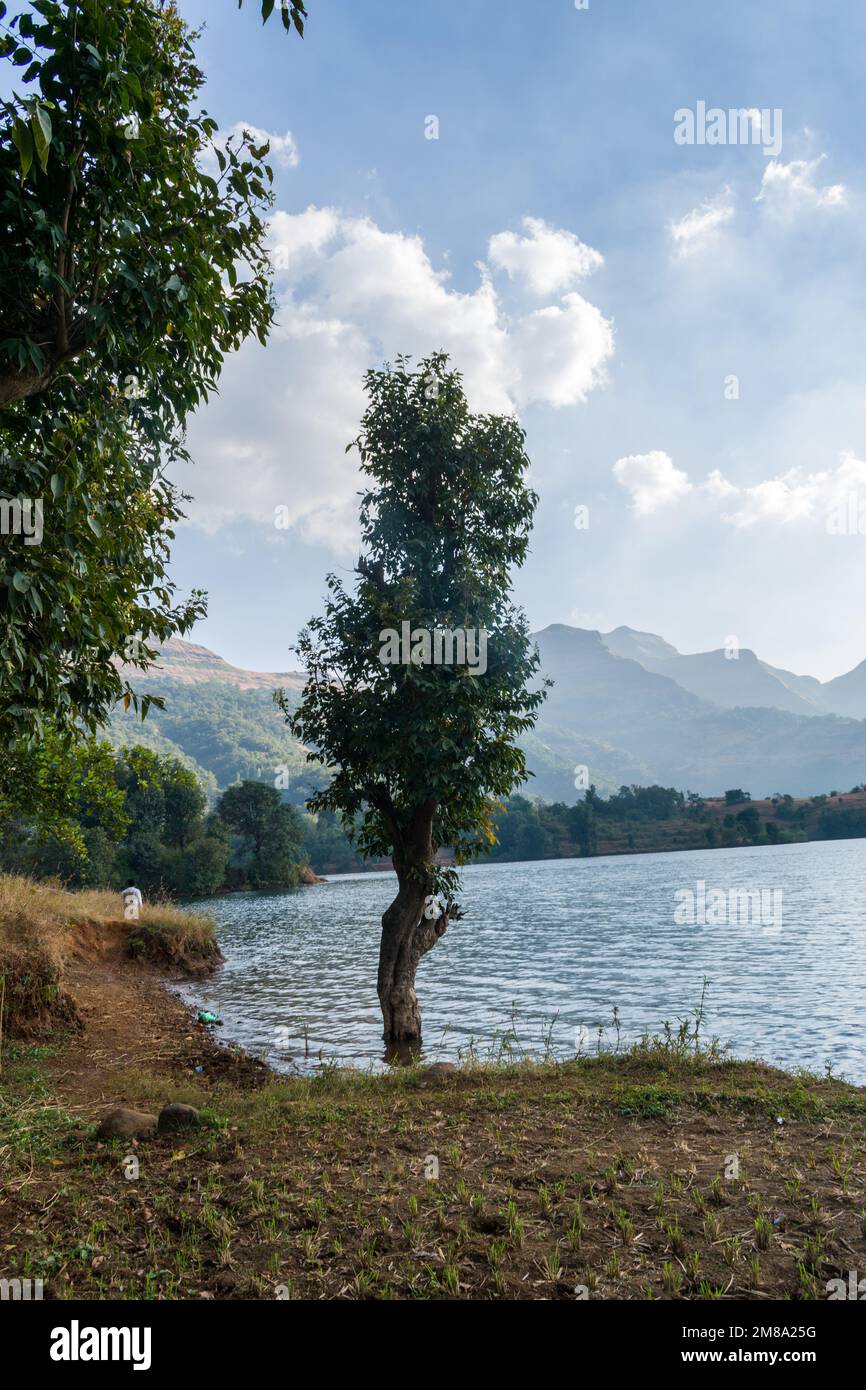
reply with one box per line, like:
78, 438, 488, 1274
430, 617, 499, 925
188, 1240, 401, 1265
529, 625, 866, 800
109, 627, 866, 803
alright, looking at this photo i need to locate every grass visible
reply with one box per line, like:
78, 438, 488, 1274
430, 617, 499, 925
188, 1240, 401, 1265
0, 874, 217, 948
2, 1034, 866, 1301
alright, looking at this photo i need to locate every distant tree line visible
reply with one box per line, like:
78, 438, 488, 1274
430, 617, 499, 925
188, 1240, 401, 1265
297, 780, 866, 872
770, 787, 866, 842
0, 746, 306, 895
8, 756, 866, 892
482, 784, 809, 864
481, 785, 698, 862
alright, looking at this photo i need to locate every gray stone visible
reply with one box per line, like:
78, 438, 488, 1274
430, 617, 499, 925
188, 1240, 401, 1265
97, 1107, 157, 1140
157, 1102, 200, 1133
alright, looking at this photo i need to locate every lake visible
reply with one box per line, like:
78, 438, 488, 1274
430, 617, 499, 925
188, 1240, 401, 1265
183, 838, 866, 1081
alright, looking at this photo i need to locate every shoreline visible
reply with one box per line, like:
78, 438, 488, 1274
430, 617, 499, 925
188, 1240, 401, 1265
309, 829, 866, 879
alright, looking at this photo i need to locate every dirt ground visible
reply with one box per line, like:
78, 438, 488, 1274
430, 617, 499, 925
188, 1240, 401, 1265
39, 921, 268, 1104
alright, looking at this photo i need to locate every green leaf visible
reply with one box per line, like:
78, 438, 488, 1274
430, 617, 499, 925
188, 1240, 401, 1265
12, 571, 30, 593
10, 118, 34, 178
34, 104, 52, 145
31, 104, 52, 173
261, 0, 275, 21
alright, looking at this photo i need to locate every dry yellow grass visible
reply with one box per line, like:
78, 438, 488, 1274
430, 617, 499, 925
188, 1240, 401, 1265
0, 874, 215, 948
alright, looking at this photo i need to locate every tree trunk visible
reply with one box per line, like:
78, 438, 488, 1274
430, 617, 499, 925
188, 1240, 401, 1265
377, 875, 447, 1045
375, 798, 460, 1046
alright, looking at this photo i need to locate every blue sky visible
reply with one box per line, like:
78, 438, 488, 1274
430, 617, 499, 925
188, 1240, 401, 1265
171, 0, 866, 680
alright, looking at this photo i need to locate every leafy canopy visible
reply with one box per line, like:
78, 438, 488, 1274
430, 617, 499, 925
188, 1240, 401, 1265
0, 728, 128, 852
0, 739, 235, 894
283, 354, 547, 887
0, 0, 275, 409
0, 0, 282, 748
1, 402, 206, 748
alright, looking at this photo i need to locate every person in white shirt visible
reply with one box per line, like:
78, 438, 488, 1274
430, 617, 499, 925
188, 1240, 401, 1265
122, 880, 143, 920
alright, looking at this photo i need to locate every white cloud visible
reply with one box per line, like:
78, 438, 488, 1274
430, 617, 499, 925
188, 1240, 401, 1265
268, 206, 341, 274
703, 468, 738, 499
613, 451, 692, 514
509, 294, 614, 407
712, 452, 866, 528
182, 210, 614, 547
669, 186, 735, 258
720, 473, 819, 526
621, 454, 866, 531
488, 216, 604, 295
757, 155, 846, 212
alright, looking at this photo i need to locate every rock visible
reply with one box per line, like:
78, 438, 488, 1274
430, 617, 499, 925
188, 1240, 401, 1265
157, 1102, 200, 1134
97, 1107, 158, 1140
422, 1062, 458, 1080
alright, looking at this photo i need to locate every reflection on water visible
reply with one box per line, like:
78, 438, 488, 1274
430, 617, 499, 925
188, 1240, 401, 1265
181, 838, 866, 1081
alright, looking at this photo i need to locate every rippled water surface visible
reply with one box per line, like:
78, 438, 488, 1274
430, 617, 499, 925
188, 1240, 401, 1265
182, 839, 866, 1080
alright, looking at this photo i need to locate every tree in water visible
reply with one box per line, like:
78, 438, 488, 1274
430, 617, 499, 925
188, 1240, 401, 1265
282, 354, 547, 1047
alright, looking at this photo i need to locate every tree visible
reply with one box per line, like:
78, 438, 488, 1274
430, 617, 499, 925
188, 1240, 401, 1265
217, 780, 304, 887
109, 745, 222, 891
172, 814, 230, 896
113, 747, 166, 837
816, 805, 866, 841
566, 799, 596, 856
0, 0, 282, 751
302, 809, 363, 873
1, 403, 207, 751
283, 354, 546, 1045
161, 761, 206, 849
735, 804, 760, 842
488, 795, 546, 862
0, 737, 228, 890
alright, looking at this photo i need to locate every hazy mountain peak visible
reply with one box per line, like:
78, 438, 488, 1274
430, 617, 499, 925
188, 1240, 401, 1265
602, 626, 681, 664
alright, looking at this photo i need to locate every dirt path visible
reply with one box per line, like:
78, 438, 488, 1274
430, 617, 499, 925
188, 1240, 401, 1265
40, 923, 269, 1117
